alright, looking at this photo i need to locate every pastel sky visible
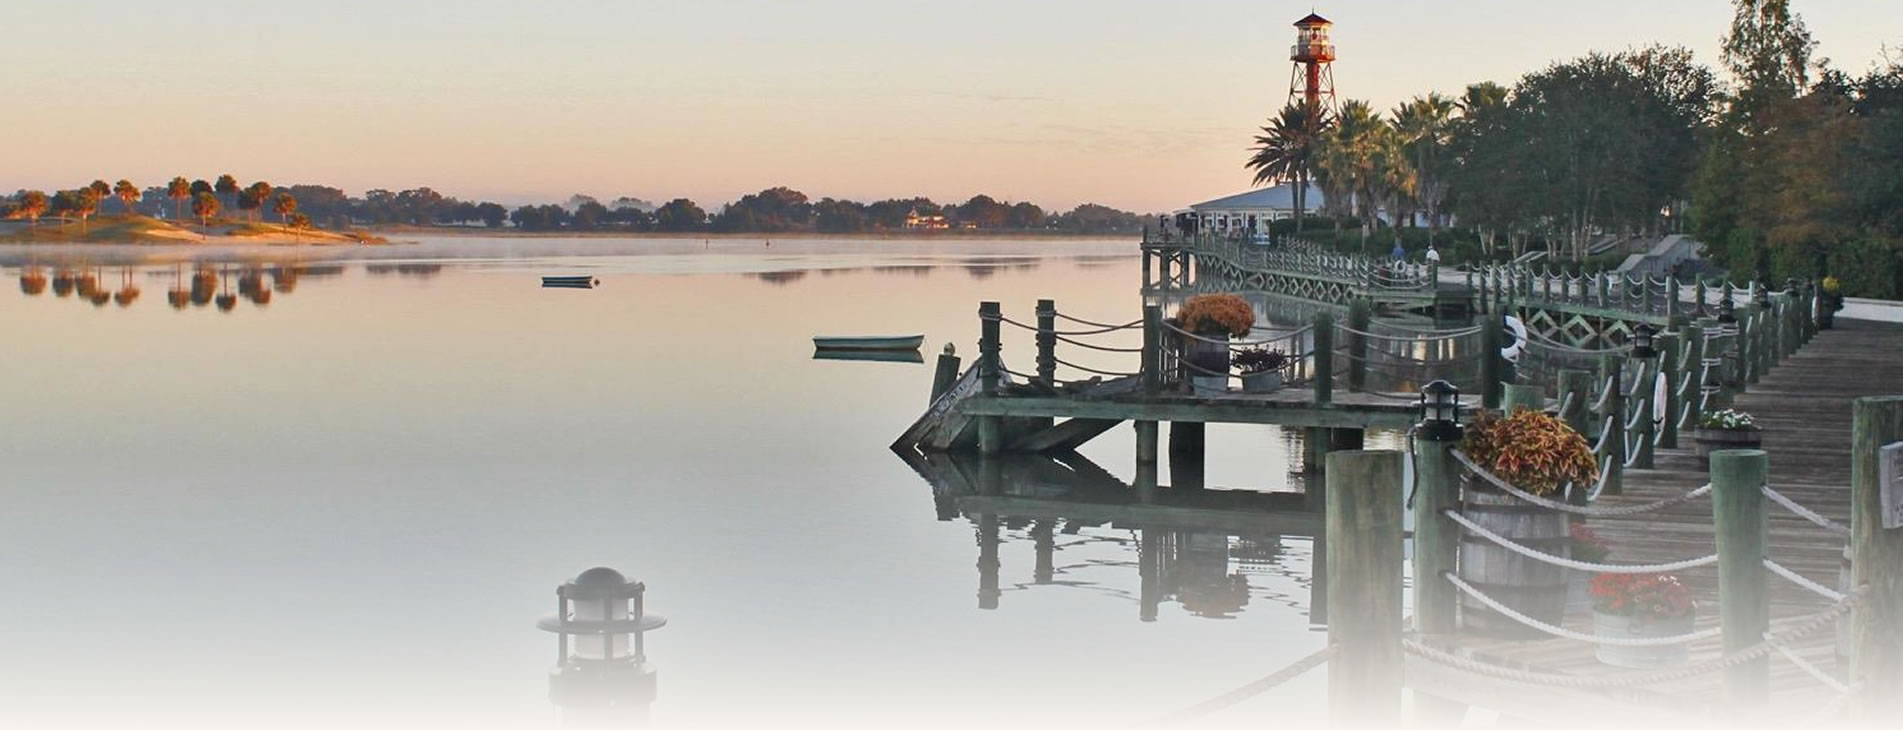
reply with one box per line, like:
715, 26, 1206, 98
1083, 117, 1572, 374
1, 1, 1894, 212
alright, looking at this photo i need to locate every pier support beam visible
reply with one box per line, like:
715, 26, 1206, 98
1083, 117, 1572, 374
1851, 397, 1903, 721
1325, 450, 1404, 727
1712, 449, 1770, 707
1134, 421, 1159, 465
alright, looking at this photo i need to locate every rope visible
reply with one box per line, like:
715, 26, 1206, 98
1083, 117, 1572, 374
1140, 645, 1336, 725
1445, 511, 1719, 573
1762, 487, 1853, 538
1052, 357, 1142, 378
1591, 416, 1616, 455
1052, 311, 1141, 330
1445, 573, 1723, 645
1052, 334, 1145, 353
1402, 586, 1864, 689
1453, 450, 1710, 516
1764, 559, 1845, 602
1593, 377, 1616, 413
1770, 637, 1853, 695
1557, 392, 1576, 417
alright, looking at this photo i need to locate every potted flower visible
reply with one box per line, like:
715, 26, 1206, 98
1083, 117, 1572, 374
1174, 294, 1254, 396
1693, 408, 1762, 463
1234, 346, 1288, 393
1589, 572, 1696, 668
1456, 410, 1599, 638
1566, 524, 1611, 614
1819, 276, 1843, 329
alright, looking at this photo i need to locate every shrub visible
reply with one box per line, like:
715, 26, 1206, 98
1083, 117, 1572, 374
1176, 294, 1254, 337
1589, 573, 1694, 620
1461, 409, 1598, 496
1698, 408, 1759, 431
1232, 346, 1288, 374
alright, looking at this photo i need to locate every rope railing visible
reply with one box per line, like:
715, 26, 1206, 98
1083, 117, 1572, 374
1762, 486, 1853, 537
1452, 449, 1710, 517
1051, 311, 1141, 330
1444, 511, 1719, 573
1445, 573, 1724, 645
1050, 358, 1142, 379
1052, 334, 1145, 354
1140, 645, 1336, 725
1764, 558, 1845, 602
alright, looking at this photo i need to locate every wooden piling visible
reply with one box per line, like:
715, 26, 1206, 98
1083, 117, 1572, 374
1313, 311, 1335, 405
1851, 396, 1903, 720
1481, 307, 1503, 410
1325, 450, 1404, 727
1502, 383, 1543, 414
1658, 333, 1680, 449
1035, 298, 1056, 388
1347, 298, 1371, 392
929, 351, 961, 405
1633, 353, 1656, 469
978, 301, 1004, 455
1135, 421, 1158, 465
1711, 448, 1770, 706
1413, 432, 1461, 635
1142, 305, 1162, 394
1559, 370, 1592, 436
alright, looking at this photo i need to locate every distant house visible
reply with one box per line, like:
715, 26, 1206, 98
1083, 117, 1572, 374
904, 209, 949, 230
1175, 183, 1325, 233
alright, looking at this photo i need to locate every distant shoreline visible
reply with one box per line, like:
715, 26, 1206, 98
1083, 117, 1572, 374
367, 225, 1138, 242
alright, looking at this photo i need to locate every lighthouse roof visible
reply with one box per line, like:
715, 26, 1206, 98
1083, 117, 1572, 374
1294, 13, 1331, 27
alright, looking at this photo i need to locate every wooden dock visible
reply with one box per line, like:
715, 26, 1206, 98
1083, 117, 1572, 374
1409, 318, 1903, 722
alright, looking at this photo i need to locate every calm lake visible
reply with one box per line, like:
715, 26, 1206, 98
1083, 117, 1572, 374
0, 236, 1365, 729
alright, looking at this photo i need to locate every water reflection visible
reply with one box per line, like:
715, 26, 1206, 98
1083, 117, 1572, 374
898, 450, 1323, 623
14, 262, 339, 313
537, 567, 667, 728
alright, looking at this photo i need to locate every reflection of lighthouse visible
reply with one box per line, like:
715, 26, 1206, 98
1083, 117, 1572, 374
537, 568, 668, 727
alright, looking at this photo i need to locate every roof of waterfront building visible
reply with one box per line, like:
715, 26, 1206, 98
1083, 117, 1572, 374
1186, 183, 1326, 213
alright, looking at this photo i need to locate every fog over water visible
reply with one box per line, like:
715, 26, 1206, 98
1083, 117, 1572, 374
1, 237, 1345, 729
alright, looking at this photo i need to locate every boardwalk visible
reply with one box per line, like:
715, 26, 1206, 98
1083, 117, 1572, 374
1417, 318, 1903, 721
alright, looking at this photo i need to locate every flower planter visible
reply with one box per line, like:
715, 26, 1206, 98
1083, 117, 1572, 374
1191, 375, 1229, 396
1692, 428, 1762, 464
1566, 570, 1593, 615
1593, 610, 1694, 668
1456, 474, 1571, 639
1241, 370, 1283, 393
1186, 332, 1231, 397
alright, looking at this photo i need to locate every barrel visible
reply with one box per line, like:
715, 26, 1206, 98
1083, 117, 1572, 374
1457, 476, 1571, 639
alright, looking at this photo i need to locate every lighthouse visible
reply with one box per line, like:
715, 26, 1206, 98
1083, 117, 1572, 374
1288, 12, 1338, 114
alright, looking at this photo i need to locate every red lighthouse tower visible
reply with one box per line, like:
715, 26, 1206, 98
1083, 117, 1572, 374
1288, 12, 1337, 114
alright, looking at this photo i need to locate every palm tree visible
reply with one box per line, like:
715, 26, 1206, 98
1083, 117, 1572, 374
1314, 100, 1388, 248
18, 190, 49, 228
214, 174, 239, 208
1392, 93, 1458, 244
75, 186, 103, 233
167, 177, 191, 219
1245, 103, 1330, 232
88, 180, 111, 208
1370, 127, 1418, 252
273, 192, 298, 224
244, 181, 274, 222
114, 179, 140, 216
191, 191, 220, 230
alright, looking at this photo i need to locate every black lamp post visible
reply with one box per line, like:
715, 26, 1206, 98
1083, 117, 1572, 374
1718, 295, 1737, 325
1419, 380, 1463, 441
1631, 323, 1658, 359
538, 567, 667, 726
1753, 283, 1771, 309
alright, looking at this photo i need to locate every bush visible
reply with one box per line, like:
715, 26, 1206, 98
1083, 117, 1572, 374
1176, 294, 1254, 337
1589, 573, 1694, 620
1461, 409, 1598, 496
1233, 347, 1288, 374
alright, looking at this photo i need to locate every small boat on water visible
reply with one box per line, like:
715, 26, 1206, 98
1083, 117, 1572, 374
812, 334, 925, 351
542, 275, 599, 288
812, 349, 925, 364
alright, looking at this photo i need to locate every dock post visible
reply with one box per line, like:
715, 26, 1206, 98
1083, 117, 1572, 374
978, 301, 1003, 455
1326, 450, 1404, 726
1347, 298, 1371, 392
1851, 397, 1903, 720
1667, 277, 1681, 321
1480, 307, 1503, 410
1602, 358, 1626, 497
1558, 370, 1592, 436
1502, 383, 1543, 414
1632, 344, 1657, 469
1035, 299, 1055, 388
1137, 305, 1162, 465
1412, 406, 1469, 726
929, 350, 961, 406
1711, 448, 1770, 707
1657, 332, 1680, 450
1312, 311, 1335, 405
1683, 321, 1707, 430
1168, 421, 1205, 461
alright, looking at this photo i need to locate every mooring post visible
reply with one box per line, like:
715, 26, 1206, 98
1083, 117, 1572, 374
978, 301, 1003, 455
1684, 321, 1707, 430
1657, 332, 1680, 450
1502, 383, 1543, 414
1631, 345, 1657, 469
1559, 370, 1592, 436
1414, 424, 1461, 635
1035, 299, 1055, 388
929, 349, 962, 406
1667, 277, 1681, 321
1313, 311, 1335, 405
1480, 306, 1503, 410
1347, 298, 1371, 392
1142, 304, 1162, 394
1325, 450, 1404, 727
1851, 396, 1903, 720
1602, 358, 1626, 497
1711, 448, 1770, 706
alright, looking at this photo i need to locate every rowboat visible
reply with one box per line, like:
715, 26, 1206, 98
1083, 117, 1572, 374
812, 349, 924, 364
541, 275, 599, 288
812, 334, 925, 351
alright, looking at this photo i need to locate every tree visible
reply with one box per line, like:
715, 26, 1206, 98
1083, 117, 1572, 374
1392, 93, 1458, 242
243, 182, 274, 222
73, 186, 103, 232
214, 174, 239, 207
237, 188, 263, 222
113, 179, 140, 215
167, 177, 192, 219
17, 190, 48, 227
713, 187, 810, 232
1007, 201, 1047, 229
573, 200, 609, 229
190, 179, 213, 197
653, 198, 707, 232
476, 202, 509, 228
1246, 103, 1329, 230
273, 192, 298, 223
191, 191, 220, 228
813, 198, 869, 233
955, 194, 1009, 228
88, 180, 111, 209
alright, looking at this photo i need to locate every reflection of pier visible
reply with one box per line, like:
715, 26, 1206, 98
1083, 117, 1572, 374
898, 450, 1325, 623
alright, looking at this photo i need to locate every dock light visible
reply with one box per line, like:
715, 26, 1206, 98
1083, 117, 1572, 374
1631, 323, 1658, 359
537, 567, 667, 725
1718, 296, 1737, 324
1418, 380, 1463, 441
1753, 284, 1771, 308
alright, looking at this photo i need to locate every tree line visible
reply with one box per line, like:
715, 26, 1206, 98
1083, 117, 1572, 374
1245, 0, 1902, 297
7, 179, 1151, 237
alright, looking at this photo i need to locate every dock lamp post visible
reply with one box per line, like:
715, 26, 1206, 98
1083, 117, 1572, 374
1631, 323, 1659, 359
1718, 295, 1738, 325
1418, 380, 1463, 442
1753, 284, 1771, 310
537, 567, 668, 726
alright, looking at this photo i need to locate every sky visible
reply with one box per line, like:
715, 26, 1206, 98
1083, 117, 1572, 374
1, 0, 1896, 212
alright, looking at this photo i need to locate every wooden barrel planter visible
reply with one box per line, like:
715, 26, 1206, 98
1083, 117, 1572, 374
1186, 335, 1230, 396
1457, 475, 1571, 639
1692, 428, 1762, 465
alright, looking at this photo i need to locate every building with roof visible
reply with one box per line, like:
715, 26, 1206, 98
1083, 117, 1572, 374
1175, 183, 1325, 234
